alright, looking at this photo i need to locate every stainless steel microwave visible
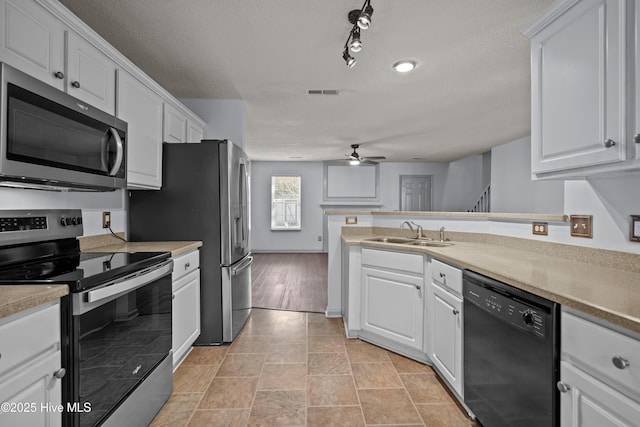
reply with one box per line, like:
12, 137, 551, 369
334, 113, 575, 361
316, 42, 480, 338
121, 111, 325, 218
0, 62, 126, 191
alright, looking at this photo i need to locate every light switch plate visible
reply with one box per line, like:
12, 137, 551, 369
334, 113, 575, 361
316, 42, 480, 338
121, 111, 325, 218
532, 222, 548, 236
570, 215, 592, 238
345, 216, 358, 225
631, 215, 640, 242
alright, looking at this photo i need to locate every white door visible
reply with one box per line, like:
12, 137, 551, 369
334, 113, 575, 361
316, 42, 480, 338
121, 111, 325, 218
429, 282, 462, 395
559, 362, 640, 427
530, 0, 626, 174
400, 175, 432, 211
0, 0, 65, 90
117, 70, 164, 189
66, 31, 116, 114
361, 267, 423, 350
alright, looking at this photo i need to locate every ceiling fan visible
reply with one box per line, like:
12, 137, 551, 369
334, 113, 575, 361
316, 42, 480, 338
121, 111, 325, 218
345, 144, 386, 165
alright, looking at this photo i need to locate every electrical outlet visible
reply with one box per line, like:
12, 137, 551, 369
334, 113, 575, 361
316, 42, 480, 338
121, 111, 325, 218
317, 235, 322, 241
102, 211, 111, 229
532, 222, 548, 236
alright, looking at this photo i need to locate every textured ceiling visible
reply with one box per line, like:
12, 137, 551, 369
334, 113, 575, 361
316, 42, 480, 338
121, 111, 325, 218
58, 0, 552, 162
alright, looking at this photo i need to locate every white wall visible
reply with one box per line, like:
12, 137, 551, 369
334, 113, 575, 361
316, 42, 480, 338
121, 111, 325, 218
180, 99, 245, 148
440, 154, 486, 211
491, 137, 564, 213
251, 161, 324, 252
0, 188, 126, 236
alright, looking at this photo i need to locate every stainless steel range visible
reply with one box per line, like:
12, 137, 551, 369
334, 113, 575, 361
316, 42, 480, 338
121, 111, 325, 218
0, 209, 173, 427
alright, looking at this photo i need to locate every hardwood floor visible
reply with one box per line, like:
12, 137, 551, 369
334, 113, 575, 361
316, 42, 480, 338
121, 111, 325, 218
251, 253, 328, 313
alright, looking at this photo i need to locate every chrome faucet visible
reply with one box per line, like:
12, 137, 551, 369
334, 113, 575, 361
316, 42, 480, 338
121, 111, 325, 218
439, 226, 446, 242
401, 221, 424, 239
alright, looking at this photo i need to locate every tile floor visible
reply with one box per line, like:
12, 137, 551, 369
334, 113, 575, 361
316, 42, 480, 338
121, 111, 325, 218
150, 309, 478, 426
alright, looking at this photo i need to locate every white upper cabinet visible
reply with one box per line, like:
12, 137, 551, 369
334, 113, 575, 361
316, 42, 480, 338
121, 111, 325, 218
66, 31, 116, 114
0, 0, 65, 90
524, 0, 640, 179
163, 103, 188, 143
187, 120, 204, 143
117, 70, 164, 189
164, 103, 205, 143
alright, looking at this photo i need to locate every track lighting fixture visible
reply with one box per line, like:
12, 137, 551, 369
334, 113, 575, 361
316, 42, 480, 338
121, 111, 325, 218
349, 27, 362, 52
342, 0, 374, 68
357, 2, 374, 30
343, 48, 357, 68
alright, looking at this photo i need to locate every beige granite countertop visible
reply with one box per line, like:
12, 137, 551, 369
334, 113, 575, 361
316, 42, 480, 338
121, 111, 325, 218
0, 284, 68, 320
79, 233, 202, 257
325, 210, 568, 222
344, 232, 640, 335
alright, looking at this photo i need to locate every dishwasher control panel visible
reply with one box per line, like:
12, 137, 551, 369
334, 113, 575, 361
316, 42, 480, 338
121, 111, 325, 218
465, 281, 548, 339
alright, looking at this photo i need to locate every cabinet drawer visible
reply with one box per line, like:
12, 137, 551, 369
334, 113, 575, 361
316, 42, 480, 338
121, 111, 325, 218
0, 302, 60, 378
362, 248, 423, 274
172, 250, 200, 281
431, 259, 462, 296
562, 310, 640, 402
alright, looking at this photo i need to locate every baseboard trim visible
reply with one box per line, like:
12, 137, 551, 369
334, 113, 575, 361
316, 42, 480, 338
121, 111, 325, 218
325, 309, 342, 317
251, 250, 327, 254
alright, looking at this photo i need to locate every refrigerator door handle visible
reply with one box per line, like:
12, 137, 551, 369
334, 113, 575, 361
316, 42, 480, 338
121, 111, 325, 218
232, 255, 253, 276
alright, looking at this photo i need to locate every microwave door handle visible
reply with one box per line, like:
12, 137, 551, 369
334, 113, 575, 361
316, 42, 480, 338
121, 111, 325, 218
107, 127, 124, 176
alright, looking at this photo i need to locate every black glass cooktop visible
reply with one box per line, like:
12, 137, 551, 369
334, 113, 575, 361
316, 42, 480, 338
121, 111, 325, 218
0, 248, 170, 292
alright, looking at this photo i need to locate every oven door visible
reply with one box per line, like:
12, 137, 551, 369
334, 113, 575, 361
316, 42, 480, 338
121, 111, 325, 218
0, 62, 126, 191
67, 260, 173, 427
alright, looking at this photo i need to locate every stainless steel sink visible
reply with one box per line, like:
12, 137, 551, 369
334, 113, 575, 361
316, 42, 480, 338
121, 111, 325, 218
364, 237, 416, 244
408, 240, 454, 247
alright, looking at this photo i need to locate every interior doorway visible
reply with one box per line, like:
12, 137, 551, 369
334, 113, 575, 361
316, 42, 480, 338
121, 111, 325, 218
400, 175, 432, 211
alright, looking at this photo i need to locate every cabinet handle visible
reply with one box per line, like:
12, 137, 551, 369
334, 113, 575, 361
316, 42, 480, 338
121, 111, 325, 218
452, 309, 459, 315
53, 368, 66, 379
172, 293, 176, 300
556, 381, 570, 393
603, 139, 616, 148
439, 272, 446, 278
71, 81, 81, 88
54, 71, 64, 79
634, 134, 640, 144
612, 356, 630, 370
185, 262, 190, 270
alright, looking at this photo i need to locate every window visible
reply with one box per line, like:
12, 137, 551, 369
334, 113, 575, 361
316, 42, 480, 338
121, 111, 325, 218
271, 176, 301, 230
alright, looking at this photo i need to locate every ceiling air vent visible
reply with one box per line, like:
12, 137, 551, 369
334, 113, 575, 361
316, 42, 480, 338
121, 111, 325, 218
308, 90, 339, 95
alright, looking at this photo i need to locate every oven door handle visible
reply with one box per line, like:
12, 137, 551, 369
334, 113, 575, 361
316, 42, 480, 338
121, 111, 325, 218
86, 260, 173, 303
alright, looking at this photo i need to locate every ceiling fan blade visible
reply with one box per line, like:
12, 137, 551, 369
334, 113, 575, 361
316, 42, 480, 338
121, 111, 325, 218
363, 156, 386, 160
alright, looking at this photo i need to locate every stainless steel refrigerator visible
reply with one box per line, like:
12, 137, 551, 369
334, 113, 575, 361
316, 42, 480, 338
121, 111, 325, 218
129, 140, 251, 344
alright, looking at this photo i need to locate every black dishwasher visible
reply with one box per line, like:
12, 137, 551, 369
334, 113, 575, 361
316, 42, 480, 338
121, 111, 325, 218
463, 270, 559, 427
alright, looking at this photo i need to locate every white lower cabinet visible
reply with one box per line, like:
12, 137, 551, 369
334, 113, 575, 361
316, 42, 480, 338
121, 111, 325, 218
560, 362, 640, 427
428, 282, 462, 395
559, 308, 640, 426
172, 250, 201, 369
360, 249, 424, 353
0, 301, 63, 427
427, 258, 463, 397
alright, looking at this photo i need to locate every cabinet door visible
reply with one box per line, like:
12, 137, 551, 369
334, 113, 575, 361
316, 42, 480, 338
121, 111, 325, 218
530, 0, 626, 175
117, 70, 164, 189
560, 361, 640, 427
0, 0, 65, 90
0, 351, 62, 427
172, 270, 201, 369
187, 120, 204, 143
163, 103, 187, 143
361, 267, 423, 350
635, 0, 640, 160
66, 31, 116, 114
429, 282, 463, 396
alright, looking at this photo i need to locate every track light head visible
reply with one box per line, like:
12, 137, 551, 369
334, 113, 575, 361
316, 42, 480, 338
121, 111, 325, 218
349, 28, 362, 52
357, 3, 374, 30
343, 49, 356, 68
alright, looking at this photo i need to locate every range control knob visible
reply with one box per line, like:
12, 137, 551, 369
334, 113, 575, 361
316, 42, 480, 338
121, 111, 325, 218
60, 217, 66, 226
522, 310, 534, 326
71, 217, 78, 225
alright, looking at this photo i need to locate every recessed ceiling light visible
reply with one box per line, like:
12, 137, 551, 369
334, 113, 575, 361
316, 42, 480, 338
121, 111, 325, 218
393, 60, 416, 73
